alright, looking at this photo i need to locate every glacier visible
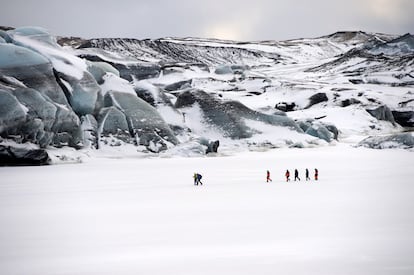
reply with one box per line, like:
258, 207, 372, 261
0, 27, 413, 164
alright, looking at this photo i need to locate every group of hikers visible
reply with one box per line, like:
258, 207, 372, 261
194, 169, 318, 185
267, 168, 318, 182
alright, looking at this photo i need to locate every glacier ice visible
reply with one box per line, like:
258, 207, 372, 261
13, 88, 57, 131
8, 27, 101, 116
97, 106, 129, 135
56, 71, 101, 115
305, 124, 333, 143
86, 60, 120, 84
0, 43, 50, 68
80, 114, 98, 148
214, 64, 248, 75
0, 43, 70, 106
358, 133, 414, 149
104, 91, 178, 151
0, 89, 27, 134
0, 30, 12, 43
298, 119, 337, 142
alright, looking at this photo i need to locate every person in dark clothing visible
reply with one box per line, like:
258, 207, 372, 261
197, 173, 203, 185
305, 168, 310, 181
294, 169, 300, 181
266, 170, 272, 182
314, 168, 318, 181
285, 170, 290, 182
193, 173, 203, 185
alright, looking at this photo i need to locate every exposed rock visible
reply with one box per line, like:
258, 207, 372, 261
275, 102, 296, 112
198, 138, 220, 154
111, 63, 161, 81
324, 123, 339, 140
134, 81, 173, 107
306, 93, 328, 109
341, 98, 361, 107
207, 140, 220, 154
366, 105, 396, 125
392, 110, 414, 127
164, 79, 192, 91
175, 89, 301, 139
0, 145, 50, 166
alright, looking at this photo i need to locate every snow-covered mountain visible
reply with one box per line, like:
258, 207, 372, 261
1, 27, 413, 164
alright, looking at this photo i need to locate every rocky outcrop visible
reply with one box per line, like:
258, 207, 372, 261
305, 93, 328, 109
275, 102, 296, 112
175, 89, 302, 139
392, 110, 414, 127
366, 105, 396, 125
164, 79, 192, 91
341, 98, 361, 107
0, 145, 50, 166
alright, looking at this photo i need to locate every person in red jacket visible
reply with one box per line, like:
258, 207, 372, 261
285, 170, 290, 182
314, 168, 319, 181
266, 170, 272, 182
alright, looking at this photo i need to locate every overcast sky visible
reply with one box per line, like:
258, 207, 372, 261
1, 0, 413, 41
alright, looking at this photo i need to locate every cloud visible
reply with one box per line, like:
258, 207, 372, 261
1, 0, 413, 41
360, 0, 413, 22
200, 2, 264, 40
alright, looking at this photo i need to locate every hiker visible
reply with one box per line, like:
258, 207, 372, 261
197, 173, 203, 185
266, 170, 272, 182
314, 168, 318, 181
285, 170, 290, 182
194, 173, 203, 185
294, 169, 300, 181
193, 173, 198, 185
305, 168, 310, 181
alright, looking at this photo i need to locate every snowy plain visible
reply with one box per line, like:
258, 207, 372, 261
1, 145, 413, 275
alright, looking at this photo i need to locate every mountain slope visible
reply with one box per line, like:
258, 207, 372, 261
1, 28, 413, 164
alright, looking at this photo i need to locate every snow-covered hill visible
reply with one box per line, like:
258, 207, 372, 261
1, 28, 413, 164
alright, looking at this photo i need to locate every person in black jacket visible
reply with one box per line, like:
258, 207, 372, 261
294, 169, 300, 181
193, 173, 203, 185
305, 168, 310, 181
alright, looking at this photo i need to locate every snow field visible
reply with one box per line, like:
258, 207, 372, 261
0, 146, 413, 275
